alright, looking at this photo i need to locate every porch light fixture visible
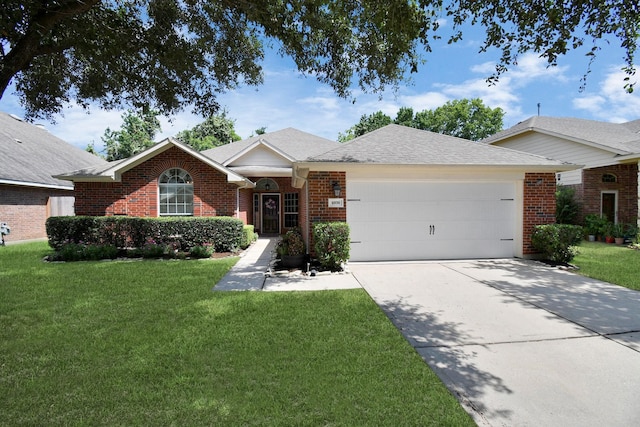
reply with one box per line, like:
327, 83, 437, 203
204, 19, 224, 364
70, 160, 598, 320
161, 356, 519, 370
332, 181, 342, 197
265, 183, 271, 191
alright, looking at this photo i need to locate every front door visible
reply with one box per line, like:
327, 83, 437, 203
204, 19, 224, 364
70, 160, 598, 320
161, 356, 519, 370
601, 192, 617, 223
262, 194, 280, 234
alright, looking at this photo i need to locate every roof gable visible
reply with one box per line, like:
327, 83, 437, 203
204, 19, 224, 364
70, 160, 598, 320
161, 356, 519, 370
202, 128, 341, 164
484, 116, 640, 155
308, 124, 571, 168
56, 138, 254, 187
0, 112, 106, 189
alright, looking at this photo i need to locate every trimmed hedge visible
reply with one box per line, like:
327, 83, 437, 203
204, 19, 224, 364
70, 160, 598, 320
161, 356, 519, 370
531, 224, 583, 263
46, 216, 244, 253
241, 225, 258, 249
313, 222, 350, 270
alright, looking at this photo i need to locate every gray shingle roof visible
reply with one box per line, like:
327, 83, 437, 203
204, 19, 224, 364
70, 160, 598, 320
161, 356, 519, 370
0, 112, 107, 188
483, 116, 640, 154
202, 128, 341, 164
308, 124, 570, 166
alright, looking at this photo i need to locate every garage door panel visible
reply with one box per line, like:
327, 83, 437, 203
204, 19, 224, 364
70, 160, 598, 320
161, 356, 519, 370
347, 181, 517, 261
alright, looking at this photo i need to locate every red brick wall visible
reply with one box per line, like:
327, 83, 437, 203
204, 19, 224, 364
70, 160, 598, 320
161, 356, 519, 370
75, 147, 238, 217
523, 173, 557, 255
581, 164, 638, 224
0, 185, 71, 241
305, 171, 346, 251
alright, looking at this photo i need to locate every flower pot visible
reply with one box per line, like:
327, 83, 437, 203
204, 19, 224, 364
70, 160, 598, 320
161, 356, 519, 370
281, 254, 305, 268
615, 237, 625, 245
605, 236, 615, 244
588, 235, 596, 242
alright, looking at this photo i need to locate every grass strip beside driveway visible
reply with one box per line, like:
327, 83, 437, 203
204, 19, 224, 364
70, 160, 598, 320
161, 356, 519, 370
0, 242, 472, 426
573, 241, 640, 291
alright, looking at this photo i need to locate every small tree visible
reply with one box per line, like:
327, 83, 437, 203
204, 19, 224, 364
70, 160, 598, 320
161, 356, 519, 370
556, 185, 580, 225
313, 222, 350, 271
102, 108, 161, 161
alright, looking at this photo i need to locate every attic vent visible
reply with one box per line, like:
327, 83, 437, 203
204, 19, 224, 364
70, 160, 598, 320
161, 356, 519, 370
14, 139, 23, 144
602, 173, 617, 183
9, 114, 23, 121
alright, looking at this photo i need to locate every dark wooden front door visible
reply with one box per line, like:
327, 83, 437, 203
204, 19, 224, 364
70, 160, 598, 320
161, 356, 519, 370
601, 192, 616, 223
262, 194, 280, 234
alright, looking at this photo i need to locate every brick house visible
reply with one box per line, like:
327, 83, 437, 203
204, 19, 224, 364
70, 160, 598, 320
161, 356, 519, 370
484, 116, 640, 226
0, 112, 106, 242
58, 125, 574, 261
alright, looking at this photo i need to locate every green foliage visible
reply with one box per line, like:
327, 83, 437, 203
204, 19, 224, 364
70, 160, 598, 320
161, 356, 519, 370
555, 185, 580, 225
46, 216, 244, 256
531, 224, 583, 263
241, 225, 257, 249
338, 99, 504, 141
174, 111, 241, 151
584, 214, 609, 236
2, 1, 637, 120
276, 228, 306, 256
573, 242, 640, 291
57, 243, 118, 261
313, 222, 350, 270
189, 243, 215, 259
102, 108, 161, 161
338, 111, 392, 142
413, 99, 504, 141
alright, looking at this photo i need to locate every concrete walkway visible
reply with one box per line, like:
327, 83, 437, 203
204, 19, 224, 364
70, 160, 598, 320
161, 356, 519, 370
213, 237, 361, 291
352, 259, 640, 427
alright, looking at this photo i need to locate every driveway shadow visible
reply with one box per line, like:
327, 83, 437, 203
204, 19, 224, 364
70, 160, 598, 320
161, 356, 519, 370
447, 260, 640, 342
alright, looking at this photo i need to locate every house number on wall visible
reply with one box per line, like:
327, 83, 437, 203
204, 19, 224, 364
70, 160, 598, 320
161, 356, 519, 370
328, 198, 344, 208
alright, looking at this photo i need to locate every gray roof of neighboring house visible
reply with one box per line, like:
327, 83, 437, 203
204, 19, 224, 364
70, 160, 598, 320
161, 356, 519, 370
483, 116, 640, 154
201, 127, 341, 164
0, 112, 107, 188
307, 124, 571, 166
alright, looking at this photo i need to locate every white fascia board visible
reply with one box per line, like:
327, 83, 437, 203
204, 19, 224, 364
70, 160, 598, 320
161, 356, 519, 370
0, 179, 73, 190
224, 139, 296, 166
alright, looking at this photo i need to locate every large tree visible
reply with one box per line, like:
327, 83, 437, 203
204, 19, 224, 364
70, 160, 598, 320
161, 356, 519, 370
102, 108, 161, 161
2, 1, 638, 121
339, 98, 504, 141
174, 112, 242, 151
413, 98, 504, 141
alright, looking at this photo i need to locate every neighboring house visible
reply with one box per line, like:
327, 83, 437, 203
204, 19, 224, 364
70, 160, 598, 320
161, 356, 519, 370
0, 112, 107, 242
484, 116, 640, 226
57, 124, 575, 261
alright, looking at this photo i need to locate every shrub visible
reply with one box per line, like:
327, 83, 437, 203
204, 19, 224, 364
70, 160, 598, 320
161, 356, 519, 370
190, 243, 215, 259
56, 243, 118, 261
313, 222, 350, 270
141, 239, 167, 258
46, 216, 244, 253
276, 228, 306, 256
555, 185, 580, 224
241, 225, 257, 249
531, 224, 583, 263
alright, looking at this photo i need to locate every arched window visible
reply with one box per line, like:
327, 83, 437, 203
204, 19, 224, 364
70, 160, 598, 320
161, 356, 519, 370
159, 168, 193, 216
256, 178, 279, 192
602, 173, 617, 183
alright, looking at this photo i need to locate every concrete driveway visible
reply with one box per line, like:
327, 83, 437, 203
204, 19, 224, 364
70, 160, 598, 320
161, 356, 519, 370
351, 259, 640, 426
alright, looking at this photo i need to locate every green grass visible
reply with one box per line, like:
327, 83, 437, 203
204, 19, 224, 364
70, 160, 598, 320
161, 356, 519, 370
573, 241, 640, 291
0, 242, 472, 426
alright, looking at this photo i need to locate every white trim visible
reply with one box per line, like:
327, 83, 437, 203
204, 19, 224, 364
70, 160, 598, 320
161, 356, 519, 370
0, 179, 73, 191
601, 190, 619, 223
223, 139, 296, 166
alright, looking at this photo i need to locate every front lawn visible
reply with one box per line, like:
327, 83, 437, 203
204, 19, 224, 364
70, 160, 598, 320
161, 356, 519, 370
573, 241, 640, 291
0, 242, 472, 426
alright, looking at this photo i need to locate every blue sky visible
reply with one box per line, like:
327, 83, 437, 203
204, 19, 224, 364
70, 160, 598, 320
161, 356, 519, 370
1, 20, 638, 152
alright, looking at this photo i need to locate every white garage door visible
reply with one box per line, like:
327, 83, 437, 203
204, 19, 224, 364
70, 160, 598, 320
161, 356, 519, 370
347, 181, 517, 261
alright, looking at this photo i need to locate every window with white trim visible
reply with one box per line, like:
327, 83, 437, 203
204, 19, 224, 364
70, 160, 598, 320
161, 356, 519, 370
159, 168, 193, 216
284, 193, 299, 227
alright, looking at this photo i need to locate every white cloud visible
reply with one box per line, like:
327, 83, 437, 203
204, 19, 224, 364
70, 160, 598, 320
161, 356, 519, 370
573, 66, 640, 121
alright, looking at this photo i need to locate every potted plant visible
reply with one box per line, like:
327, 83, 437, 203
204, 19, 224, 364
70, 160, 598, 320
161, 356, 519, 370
603, 222, 615, 243
584, 214, 601, 241
276, 228, 306, 268
612, 223, 626, 245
